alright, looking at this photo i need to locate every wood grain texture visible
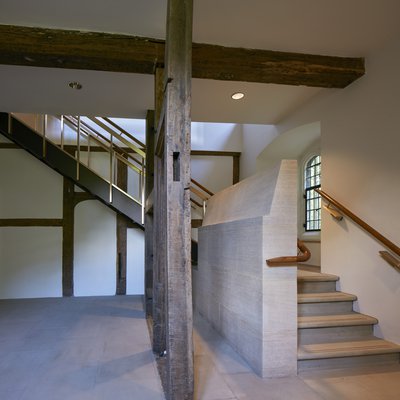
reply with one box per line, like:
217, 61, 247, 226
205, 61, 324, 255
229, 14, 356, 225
116, 159, 128, 295
298, 313, 378, 329
62, 178, 75, 297
152, 67, 167, 355
0, 218, 62, 226
145, 110, 155, 315
190, 150, 241, 157
164, 1, 194, 398
0, 24, 364, 88
232, 155, 240, 184
298, 339, 400, 360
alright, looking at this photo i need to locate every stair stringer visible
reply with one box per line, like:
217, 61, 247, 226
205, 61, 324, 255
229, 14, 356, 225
0, 113, 143, 227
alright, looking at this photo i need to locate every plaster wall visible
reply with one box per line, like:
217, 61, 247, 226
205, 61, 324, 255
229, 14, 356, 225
0, 147, 144, 298
0, 149, 63, 298
0, 227, 62, 298
268, 33, 400, 343
240, 124, 278, 180
195, 160, 298, 377
74, 201, 116, 296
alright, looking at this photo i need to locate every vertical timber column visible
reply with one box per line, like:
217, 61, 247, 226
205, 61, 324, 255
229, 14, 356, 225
62, 177, 75, 296
145, 110, 155, 315
164, 1, 194, 399
116, 159, 128, 295
153, 67, 167, 353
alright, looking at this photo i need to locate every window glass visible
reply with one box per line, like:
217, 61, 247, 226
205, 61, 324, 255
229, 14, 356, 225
304, 155, 321, 231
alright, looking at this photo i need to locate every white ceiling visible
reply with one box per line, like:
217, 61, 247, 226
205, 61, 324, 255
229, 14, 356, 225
1, 0, 400, 124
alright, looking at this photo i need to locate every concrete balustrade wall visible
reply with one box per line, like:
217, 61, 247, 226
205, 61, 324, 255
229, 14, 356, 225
194, 160, 298, 377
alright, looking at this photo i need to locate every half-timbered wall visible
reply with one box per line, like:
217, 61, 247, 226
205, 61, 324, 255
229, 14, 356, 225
0, 142, 144, 299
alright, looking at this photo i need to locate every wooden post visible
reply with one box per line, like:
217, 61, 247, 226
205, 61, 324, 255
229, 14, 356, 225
233, 154, 240, 184
152, 67, 167, 354
62, 177, 75, 296
145, 109, 155, 315
164, 1, 194, 398
116, 214, 127, 295
116, 159, 128, 295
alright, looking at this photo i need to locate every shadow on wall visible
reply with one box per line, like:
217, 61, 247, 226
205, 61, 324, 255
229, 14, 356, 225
256, 122, 321, 264
256, 122, 320, 173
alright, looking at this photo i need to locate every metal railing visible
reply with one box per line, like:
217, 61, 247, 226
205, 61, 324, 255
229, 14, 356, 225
11, 113, 215, 225
12, 113, 146, 222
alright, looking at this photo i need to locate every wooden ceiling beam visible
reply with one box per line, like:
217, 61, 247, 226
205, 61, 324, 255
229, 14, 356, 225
0, 24, 364, 88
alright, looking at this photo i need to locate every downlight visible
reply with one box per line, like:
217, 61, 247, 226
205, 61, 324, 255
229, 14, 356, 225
231, 92, 245, 100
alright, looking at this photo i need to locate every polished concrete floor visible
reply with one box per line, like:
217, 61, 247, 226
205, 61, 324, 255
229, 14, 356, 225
0, 296, 399, 400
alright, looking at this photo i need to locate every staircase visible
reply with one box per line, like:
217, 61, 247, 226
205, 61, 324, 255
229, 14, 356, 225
297, 269, 400, 370
0, 112, 214, 233
0, 112, 146, 225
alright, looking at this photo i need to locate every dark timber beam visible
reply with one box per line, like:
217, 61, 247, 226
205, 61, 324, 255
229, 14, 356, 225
0, 218, 63, 227
116, 159, 128, 295
62, 178, 75, 297
144, 110, 155, 316
164, 1, 194, 398
0, 24, 364, 88
152, 67, 167, 354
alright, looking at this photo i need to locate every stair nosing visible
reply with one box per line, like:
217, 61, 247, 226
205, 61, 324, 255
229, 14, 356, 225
298, 292, 357, 304
298, 339, 400, 360
297, 272, 339, 282
298, 313, 378, 329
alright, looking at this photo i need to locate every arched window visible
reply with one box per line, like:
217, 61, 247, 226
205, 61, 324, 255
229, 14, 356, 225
304, 155, 321, 231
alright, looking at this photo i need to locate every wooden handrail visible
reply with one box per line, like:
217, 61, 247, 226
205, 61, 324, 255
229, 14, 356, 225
379, 251, 400, 272
191, 178, 214, 196
316, 188, 400, 258
266, 239, 311, 267
190, 186, 209, 201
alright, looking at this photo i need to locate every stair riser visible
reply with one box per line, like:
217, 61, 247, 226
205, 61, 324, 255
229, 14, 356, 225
298, 281, 337, 293
298, 353, 400, 371
298, 301, 353, 316
298, 325, 374, 345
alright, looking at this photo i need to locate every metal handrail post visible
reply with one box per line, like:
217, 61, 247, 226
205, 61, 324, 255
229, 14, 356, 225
42, 114, 47, 157
77, 116, 81, 180
60, 115, 65, 150
141, 157, 145, 224
109, 135, 113, 203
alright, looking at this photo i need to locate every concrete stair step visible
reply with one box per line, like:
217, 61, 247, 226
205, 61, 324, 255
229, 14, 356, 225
298, 339, 400, 360
298, 292, 357, 303
298, 313, 378, 329
297, 271, 339, 293
298, 325, 374, 345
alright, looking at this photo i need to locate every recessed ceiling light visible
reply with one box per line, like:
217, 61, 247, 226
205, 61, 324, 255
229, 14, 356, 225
231, 92, 245, 100
68, 81, 82, 90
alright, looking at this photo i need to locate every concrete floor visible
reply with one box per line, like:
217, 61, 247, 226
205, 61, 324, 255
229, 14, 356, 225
0, 296, 399, 400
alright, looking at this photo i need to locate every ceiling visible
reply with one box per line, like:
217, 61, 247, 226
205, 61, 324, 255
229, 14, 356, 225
0, 0, 399, 124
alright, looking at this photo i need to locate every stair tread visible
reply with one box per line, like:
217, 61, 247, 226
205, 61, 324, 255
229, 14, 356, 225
298, 339, 400, 360
298, 292, 357, 303
298, 270, 339, 282
299, 313, 378, 328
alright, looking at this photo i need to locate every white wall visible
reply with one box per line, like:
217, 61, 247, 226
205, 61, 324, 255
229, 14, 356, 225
240, 124, 278, 180
0, 149, 63, 218
0, 149, 63, 298
191, 121, 242, 194
0, 146, 145, 299
74, 201, 117, 296
269, 33, 400, 343
0, 227, 62, 298
127, 228, 145, 295
191, 122, 242, 151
